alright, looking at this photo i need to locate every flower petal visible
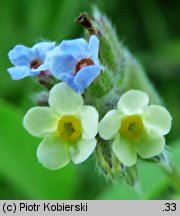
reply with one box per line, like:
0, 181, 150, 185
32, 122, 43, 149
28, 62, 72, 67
112, 137, 137, 167
49, 82, 83, 114
44, 46, 61, 66
59, 73, 79, 92
59, 38, 87, 60
8, 66, 32, 80
50, 54, 76, 78
8, 45, 34, 66
32, 42, 56, 60
70, 138, 96, 164
88, 35, 99, 64
23, 107, 58, 137
136, 130, 165, 158
32, 63, 49, 72
74, 65, 101, 92
142, 105, 172, 135
117, 90, 149, 114
98, 110, 121, 140
80, 105, 99, 139
37, 136, 70, 170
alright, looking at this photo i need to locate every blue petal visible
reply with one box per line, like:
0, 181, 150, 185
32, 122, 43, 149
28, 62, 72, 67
8, 45, 34, 66
31, 63, 49, 73
50, 54, 76, 78
74, 65, 101, 92
7, 66, 32, 80
59, 73, 80, 92
32, 42, 56, 61
36, 62, 49, 71
44, 46, 61, 66
59, 38, 88, 60
88, 35, 99, 65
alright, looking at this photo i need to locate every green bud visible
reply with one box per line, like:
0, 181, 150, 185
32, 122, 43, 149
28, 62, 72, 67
123, 165, 138, 186
95, 138, 121, 181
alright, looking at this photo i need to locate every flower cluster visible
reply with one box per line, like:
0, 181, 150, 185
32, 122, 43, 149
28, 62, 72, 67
8, 35, 101, 93
7, 13, 172, 182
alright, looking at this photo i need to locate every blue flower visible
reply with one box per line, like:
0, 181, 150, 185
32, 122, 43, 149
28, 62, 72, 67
8, 42, 56, 80
49, 35, 101, 93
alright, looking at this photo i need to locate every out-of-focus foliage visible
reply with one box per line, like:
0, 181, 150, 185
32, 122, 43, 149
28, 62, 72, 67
0, 0, 179, 199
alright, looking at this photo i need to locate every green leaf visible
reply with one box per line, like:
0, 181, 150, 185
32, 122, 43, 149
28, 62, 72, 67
170, 138, 180, 164
0, 100, 77, 199
168, 138, 180, 193
96, 180, 140, 200
139, 162, 169, 199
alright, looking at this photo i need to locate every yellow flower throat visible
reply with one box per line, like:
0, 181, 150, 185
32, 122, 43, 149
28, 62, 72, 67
58, 115, 82, 142
120, 115, 144, 138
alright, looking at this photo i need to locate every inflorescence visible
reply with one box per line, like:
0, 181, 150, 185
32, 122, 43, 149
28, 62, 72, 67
7, 10, 172, 183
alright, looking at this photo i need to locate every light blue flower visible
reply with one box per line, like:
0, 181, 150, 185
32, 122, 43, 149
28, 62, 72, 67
8, 42, 56, 80
49, 35, 101, 93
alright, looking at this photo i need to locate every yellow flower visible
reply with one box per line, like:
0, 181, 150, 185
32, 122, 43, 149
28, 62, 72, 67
99, 90, 172, 167
23, 82, 99, 170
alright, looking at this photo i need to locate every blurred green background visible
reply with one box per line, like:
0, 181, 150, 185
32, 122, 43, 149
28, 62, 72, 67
0, 0, 179, 200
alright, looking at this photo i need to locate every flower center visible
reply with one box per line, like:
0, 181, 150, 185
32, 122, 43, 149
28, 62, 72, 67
58, 115, 82, 142
75, 58, 94, 74
120, 115, 144, 138
30, 59, 42, 69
